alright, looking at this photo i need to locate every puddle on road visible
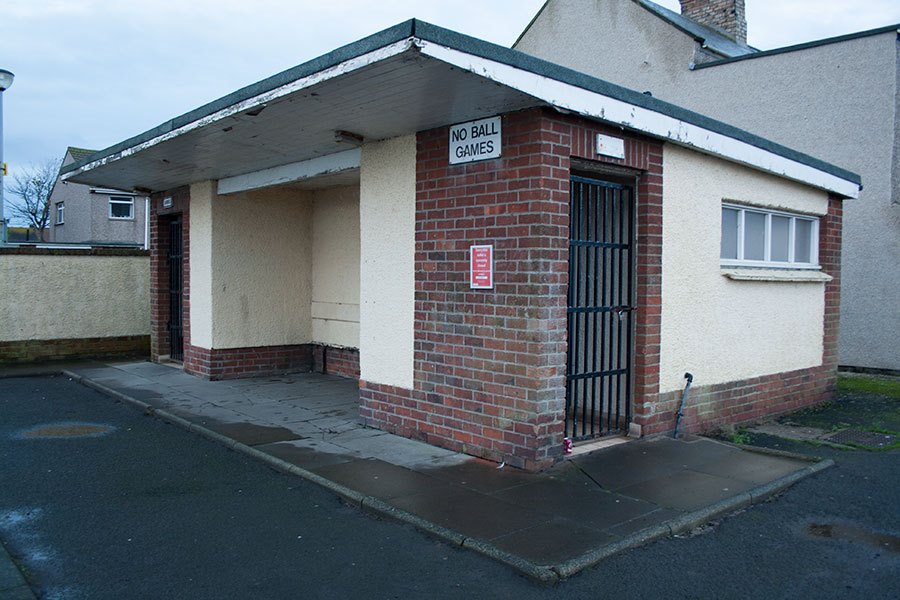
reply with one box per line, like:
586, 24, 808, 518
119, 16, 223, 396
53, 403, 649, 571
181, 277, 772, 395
807, 522, 900, 554
15, 422, 115, 439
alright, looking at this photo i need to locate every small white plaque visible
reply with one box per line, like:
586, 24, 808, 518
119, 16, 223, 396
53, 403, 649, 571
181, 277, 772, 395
449, 117, 502, 165
596, 134, 626, 160
162, 196, 174, 209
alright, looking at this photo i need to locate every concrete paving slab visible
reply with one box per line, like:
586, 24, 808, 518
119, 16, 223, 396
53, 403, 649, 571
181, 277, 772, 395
617, 469, 757, 512
573, 450, 683, 491
255, 440, 360, 470
693, 450, 811, 484
203, 422, 304, 446
165, 405, 249, 425
419, 457, 541, 493
389, 485, 551, 541
490, 517, 619, 565
346, 435, 463, 470
493, 479, 660, 531
327, 427, 389, 444
312, 458, 446, 500
605, 507, 681, 538
303, 416, 364, 434
108, 361, 177, 378
642, 436, 741, 468
230, 403, 322, 425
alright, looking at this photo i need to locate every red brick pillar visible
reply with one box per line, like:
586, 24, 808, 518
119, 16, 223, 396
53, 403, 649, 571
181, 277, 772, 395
149, 187, 190, 362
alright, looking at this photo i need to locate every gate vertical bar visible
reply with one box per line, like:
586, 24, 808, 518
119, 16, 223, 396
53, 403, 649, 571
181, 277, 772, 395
625, 187, 634, 425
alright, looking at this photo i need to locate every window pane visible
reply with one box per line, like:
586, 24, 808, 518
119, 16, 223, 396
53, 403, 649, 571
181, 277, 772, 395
721, 208, 739, 259
771, 215, 790, 262
795, 219, 813, 263
744, 211, 766, 260
110, 202, 133, 218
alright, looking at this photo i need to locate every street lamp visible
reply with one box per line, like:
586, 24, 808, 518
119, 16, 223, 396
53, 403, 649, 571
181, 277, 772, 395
0, 68, 14, 245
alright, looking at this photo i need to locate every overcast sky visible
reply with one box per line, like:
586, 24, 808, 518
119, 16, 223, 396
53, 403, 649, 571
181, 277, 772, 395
2, 0, 898, 189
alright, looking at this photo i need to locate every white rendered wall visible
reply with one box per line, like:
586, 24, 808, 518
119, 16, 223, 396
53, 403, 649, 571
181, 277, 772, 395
0, 254, 149, 341
359, 135, 416, 389
189, 181, 214, 348
659, 145, 829, 393
311, 186, 360, 348
514, 0, 697, 98
190, 181, 314, 349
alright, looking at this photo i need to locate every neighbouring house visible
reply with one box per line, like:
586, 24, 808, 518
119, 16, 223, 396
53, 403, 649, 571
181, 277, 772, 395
61, 20, 859, 470
514, 0, 900, 374
48, 146, 147, 246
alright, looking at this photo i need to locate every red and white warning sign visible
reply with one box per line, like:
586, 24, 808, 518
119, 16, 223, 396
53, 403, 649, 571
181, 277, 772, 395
470, 245, 493, 289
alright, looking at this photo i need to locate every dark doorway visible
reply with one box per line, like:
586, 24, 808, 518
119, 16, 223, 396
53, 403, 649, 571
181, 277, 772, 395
167, 217, 184, 361
566, 175, 635, 440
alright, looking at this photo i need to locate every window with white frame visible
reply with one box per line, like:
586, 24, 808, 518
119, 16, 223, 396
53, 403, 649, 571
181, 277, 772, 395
56, 202, 65, 225
109, 195, 134, 220
721, 204, 819, 268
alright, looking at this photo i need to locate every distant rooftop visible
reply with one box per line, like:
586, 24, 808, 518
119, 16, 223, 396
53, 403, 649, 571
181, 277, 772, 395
65, 146, 97, 167
693, 22, 900, 69
634, 0, 757, 58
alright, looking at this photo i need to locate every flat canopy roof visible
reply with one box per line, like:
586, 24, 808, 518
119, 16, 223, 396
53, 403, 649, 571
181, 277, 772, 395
62, 19, 861, 198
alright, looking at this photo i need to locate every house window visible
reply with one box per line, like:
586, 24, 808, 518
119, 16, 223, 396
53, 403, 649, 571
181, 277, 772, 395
56, 202, 65, 225
721, 204, 819, 267
109, 196, 134, 220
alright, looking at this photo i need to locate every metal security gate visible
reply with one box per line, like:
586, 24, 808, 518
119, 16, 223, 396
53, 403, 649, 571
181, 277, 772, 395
566, 175, 634, 440
168, 218, 184, 361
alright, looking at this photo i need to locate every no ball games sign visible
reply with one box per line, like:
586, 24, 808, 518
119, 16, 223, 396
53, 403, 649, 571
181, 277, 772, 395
449, 116, 501, 165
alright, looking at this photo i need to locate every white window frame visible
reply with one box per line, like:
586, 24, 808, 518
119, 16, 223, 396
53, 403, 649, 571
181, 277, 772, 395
721, 203, 819, 269
56, 202, 65, 225
108, 195, 135, 220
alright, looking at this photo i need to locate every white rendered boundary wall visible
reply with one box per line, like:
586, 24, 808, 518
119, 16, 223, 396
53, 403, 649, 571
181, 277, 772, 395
0, 251, 149, 342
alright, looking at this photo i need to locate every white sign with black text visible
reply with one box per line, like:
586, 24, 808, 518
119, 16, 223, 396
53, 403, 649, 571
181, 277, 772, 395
449, 116, 502, 165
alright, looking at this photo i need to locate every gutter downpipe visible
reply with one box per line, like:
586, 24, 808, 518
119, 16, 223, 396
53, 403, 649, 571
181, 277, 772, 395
673, 372, 694, 439
143, 197, 150, 250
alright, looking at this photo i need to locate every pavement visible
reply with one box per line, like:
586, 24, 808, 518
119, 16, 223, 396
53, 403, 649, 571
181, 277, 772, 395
0, 360, 832, 584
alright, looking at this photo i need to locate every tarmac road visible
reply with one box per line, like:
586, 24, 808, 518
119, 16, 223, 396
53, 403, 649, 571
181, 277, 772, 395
1, 375, 898, 599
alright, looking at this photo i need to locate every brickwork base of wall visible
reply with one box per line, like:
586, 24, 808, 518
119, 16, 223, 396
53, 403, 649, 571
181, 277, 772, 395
640, 365, 836, 436
359, 381, 552, 471
183, 344, 313, 380
312, 345, 360, 380
0, 335, 150, 364
178, 343, 361, 381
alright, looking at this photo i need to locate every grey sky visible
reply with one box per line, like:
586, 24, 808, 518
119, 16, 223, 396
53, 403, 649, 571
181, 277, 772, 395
2, 0, 898, 189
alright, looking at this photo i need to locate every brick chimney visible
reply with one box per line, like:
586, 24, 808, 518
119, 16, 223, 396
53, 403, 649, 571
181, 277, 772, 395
679, 0, 747, 44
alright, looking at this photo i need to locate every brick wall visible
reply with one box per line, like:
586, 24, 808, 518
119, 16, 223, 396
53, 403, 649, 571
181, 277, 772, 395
149, 187, 190, 361
650, 194, 844, 435
312, 345, 360, 379
183, 344, 313, 380
360, 108, 664, 470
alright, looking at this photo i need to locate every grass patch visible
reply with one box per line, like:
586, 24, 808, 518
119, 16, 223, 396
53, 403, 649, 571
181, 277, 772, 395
728, 429, 751, 445
837, 374, 900, 399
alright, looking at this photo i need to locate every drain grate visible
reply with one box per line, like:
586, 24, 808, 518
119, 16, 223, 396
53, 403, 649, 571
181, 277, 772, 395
823, 429, 896, 448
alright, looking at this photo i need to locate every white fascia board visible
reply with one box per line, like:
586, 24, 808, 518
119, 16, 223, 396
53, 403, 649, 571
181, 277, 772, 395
416, 40, 860, 199
61, 39, 416, 183
217, 148, 361, 195
89, 188, 139, 196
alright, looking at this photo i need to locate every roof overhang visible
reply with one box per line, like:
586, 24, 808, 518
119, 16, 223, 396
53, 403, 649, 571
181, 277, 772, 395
62, 19, 861, 199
